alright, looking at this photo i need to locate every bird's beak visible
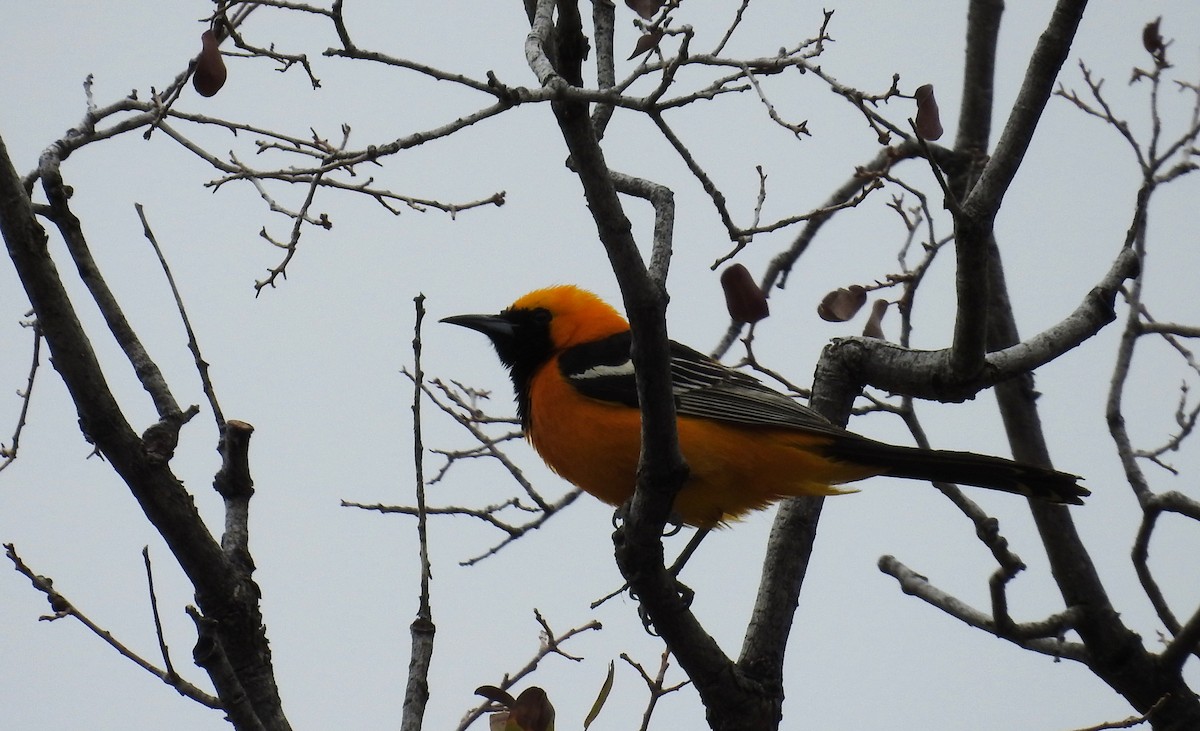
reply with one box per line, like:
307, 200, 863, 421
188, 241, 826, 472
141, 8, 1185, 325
440, 313, 515, 339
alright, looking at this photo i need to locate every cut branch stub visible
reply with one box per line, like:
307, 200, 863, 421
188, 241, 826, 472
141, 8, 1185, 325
818, 285, 867, 322
213, 420, 255, 500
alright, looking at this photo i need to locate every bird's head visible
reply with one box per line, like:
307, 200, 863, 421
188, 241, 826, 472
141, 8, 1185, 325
443, 286, 630, 426
441, 285, 628, 370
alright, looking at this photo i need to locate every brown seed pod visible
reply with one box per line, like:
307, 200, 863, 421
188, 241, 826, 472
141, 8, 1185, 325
628, 29, 664, 60
720, 264, 770, 324
193, 30, 227, 98
862, 299, 890, 339
625, 0, 665, 20
914, 84, 943, 141
817, 285, 867, 322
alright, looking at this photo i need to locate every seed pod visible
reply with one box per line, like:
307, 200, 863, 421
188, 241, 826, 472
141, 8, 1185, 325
817, 285, 867, 322
1142, 17, 1163, 56
721, 264, 770, 324
862, 299, 889, 339
509, 687, 555, 731
193, 30, 227, 98
914, 84, 943, 141
628, 29, 664, 60
625, 0, 664, 20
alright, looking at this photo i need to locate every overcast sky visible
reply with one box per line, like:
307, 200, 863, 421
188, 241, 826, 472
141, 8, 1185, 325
2, 2, 1199, 730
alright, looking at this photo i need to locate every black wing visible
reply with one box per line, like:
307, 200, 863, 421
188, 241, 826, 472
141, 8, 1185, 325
557, 332, 1090, 504
557, 331, 845, 437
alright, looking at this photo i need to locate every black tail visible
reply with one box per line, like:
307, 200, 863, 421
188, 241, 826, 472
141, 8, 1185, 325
822, 436, 1089, 505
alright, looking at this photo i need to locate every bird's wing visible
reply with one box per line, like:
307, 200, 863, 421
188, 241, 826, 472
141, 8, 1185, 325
557, 332, 845, 436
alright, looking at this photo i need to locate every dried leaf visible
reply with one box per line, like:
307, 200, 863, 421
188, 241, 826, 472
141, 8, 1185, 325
1142, 17, 1163, 55
509, 687, 555, 731
1142, 17, 1168, 68
583, 661, 615, 730
913, 84, 942, 141
720, 264, 770, 324
628, 29, 664, 60
193, 30, 227, 97
476, 685, 516, 708
817, 285, 867, 322
862, 299, 889, 339
625, 0, 665, 20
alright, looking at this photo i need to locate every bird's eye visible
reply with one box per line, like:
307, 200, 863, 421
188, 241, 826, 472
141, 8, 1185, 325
533, 308, 552, 325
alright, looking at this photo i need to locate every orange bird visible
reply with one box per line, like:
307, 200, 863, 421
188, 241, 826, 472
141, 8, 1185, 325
443, 285, 1087, 528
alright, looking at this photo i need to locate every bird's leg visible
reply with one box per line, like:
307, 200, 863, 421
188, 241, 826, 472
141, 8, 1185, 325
667, 527, 710, 577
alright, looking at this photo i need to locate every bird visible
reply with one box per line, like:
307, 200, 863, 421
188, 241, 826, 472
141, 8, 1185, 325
442, 285, 1088, 528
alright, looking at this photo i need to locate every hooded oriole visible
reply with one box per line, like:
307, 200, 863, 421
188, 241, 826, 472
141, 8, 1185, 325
443, 285, 1087, 528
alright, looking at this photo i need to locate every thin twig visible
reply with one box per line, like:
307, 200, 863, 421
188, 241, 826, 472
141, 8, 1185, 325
455, 612, 602, 731
621, 649, 691, 731
142, 546, 178, 682
135, 203, 224, 429
5, 543, 220, 709
711, 0, 752, 56
1068, 696, 1171, 731
0, 320, 41, 472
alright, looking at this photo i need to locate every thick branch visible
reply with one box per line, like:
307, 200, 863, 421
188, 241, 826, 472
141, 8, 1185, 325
817, 245, 1135, 405
533, 3, 778, 727
956, 0, 1003, 153
984, 236, 1198, 727
964, 0, 1089, 218
39, 159, 181, 419
952, 0, 1089, 379
0, 133, 290, 730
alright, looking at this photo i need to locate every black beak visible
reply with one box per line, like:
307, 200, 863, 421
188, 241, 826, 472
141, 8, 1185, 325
440, 313, 514, 340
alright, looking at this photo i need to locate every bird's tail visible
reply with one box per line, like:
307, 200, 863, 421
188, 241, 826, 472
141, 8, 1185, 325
821, 436, 1089, 504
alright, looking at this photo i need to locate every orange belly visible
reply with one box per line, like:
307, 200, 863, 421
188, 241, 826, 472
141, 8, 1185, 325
528, 367, 878, 527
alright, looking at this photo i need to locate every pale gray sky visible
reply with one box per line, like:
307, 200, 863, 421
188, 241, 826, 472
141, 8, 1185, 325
2, 2, 1198, 729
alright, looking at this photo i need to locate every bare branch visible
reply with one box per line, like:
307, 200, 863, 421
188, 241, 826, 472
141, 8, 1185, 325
39, 161, 182, 419
401, 294, 435, 731
142, 546, 179, 683
711, 0, 754, 57
0, 318, 41, 473
135, 203, 224, 430
621, 649, 691, 731
254, 164, 326, 293
878, 554, 1089, 661
1140, 321, 1200, 338
454, 612, 602, 731
610, 171, 675, 285
6, 543, 221, 709
1070, 696, 1172, 731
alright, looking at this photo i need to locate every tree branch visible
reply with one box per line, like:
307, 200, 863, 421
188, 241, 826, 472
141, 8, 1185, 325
1, 132, 290, 730
879, 554, 1089, 661
952, 0, 1089, 380
6, 543, 222, 710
